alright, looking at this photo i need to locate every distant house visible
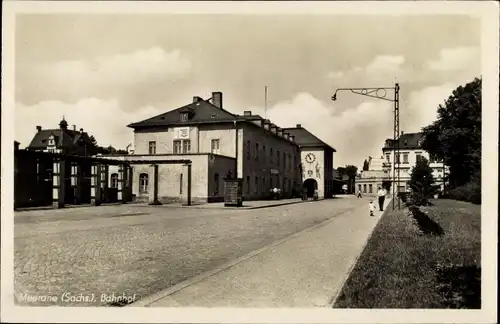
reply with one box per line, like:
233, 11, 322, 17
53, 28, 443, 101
27, 117, 97, 156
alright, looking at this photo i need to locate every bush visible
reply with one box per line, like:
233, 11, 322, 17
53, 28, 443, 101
448, 181, 481, 204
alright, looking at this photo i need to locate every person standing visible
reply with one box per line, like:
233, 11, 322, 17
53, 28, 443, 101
357, 190, 363, 198
377, 186, 387, 211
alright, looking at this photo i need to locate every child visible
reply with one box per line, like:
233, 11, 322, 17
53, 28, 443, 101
369, 200, 376, 216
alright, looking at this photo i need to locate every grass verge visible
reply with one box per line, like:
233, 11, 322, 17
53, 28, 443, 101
333, 199, 481, 308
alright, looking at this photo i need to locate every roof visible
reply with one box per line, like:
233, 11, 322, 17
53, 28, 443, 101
28, 129, 91, 149
283, 127, 336, 152
382, 132, 424, 151
128, 100, 239, 129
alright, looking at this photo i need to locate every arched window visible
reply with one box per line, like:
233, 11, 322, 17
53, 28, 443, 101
139, 173, 149, 193
110, 173, 119, 188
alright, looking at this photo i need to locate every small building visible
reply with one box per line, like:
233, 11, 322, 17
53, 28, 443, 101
284, 124, 336, 199
356, 156, 389, 196
27, 117, 97, 156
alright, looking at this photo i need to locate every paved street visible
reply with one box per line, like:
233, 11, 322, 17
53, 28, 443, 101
14, 196, 371, 307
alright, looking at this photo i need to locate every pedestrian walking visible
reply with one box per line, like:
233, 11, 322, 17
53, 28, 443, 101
368, 200, 376, 216
357, 190, 363, 198
377, 186, 387, 211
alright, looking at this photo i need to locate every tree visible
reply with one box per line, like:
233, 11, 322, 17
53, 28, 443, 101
362, 159, 370, 171
344, 165, 358, 194
89, 135, 98, 147
421, 77, 481, 189
408, 156, 438, 206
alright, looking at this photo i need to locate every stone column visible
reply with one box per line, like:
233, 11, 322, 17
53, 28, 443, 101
100, 164, 108, 203
149, 164, 162, 205
185, 163, 192, 206
90, 162, 102, 206
126, 165, 134, 202
70, 161, 81, 205
52, 157, 66, 208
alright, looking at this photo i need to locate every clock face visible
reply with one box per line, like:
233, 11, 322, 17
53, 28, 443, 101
305, 153, 316, 164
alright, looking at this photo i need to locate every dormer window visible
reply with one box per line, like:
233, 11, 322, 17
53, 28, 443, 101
180, 112, 189, 122
48, 135, 55, 146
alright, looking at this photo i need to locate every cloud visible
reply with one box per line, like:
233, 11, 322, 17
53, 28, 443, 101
427, 46, 480, 72
18, 47, 192, 103
15, 98, 161, 150
325, 71, 344, 79
250, 81, 464, 169
325, 54, 408, 85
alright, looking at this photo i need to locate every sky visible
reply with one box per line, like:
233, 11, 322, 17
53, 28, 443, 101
14, 14, 481, 169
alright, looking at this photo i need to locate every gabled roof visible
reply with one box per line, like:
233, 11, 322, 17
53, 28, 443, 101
383, 132, 424, 151
28, 129, 91, 149
128, 100, 239, 129
283, 127, 336, 152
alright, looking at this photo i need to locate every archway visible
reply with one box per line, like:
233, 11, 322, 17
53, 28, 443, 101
303, 178, 318, 198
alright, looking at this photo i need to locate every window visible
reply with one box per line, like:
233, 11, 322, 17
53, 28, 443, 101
358, 184, 362, 192
386, 154, 390, 162
246, 141, 251, 160
255, 143, 259, 161
270, 148, 273, 163
211, 139, 220, 154
182, 140, 191, 153
148, 141, 156, 155
277, 150, 280, 167
174, 140, 191, 154
255, 176, 259, 194
283, 152, 286, 170
246, 176, 250, 193
363, 184, 367, 193
214, 173, 220, 195
180, 112, 188, 122
111, 173, 119, 188
179, 174, 183, 194
395, 153, 400, 163
403, 153, 409, 164
139, 173, 149, 193
369, 184, 373, 193
263, 146, 266, 163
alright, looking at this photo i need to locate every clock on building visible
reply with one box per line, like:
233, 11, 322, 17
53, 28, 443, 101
305, 153, 316, 164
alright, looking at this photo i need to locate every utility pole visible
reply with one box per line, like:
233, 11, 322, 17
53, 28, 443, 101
331, 83, 401, 210
264, 85, 268, 119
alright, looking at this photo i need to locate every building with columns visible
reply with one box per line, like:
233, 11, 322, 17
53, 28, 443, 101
104, 91, 336, 204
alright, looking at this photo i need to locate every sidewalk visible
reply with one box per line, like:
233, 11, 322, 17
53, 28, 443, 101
133, 198, 392, 308
153, 197, 323, 210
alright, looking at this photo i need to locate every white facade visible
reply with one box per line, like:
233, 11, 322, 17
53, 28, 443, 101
383, 149, 447, 192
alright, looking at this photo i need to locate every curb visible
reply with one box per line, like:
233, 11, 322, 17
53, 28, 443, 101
328, 197, 393, 308
127, 203, 354, 307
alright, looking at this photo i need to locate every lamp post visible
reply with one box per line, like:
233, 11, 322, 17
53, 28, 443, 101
331, 83, 401, 210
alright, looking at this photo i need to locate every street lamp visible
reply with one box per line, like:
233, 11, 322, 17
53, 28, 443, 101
331, 83, 401, 210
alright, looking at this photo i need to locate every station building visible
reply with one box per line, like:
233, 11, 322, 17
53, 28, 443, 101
105, 91, 337, 204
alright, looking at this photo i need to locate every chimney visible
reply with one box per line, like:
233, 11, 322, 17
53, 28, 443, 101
36, 126, 42, 133
263, 119, 271, 130
243, 110, 252, 116
296, 124, 302, 128
193, 96, 203, 103
73, 125, 76, 131
80, 128, 84, 133
212, 91, 223, 109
